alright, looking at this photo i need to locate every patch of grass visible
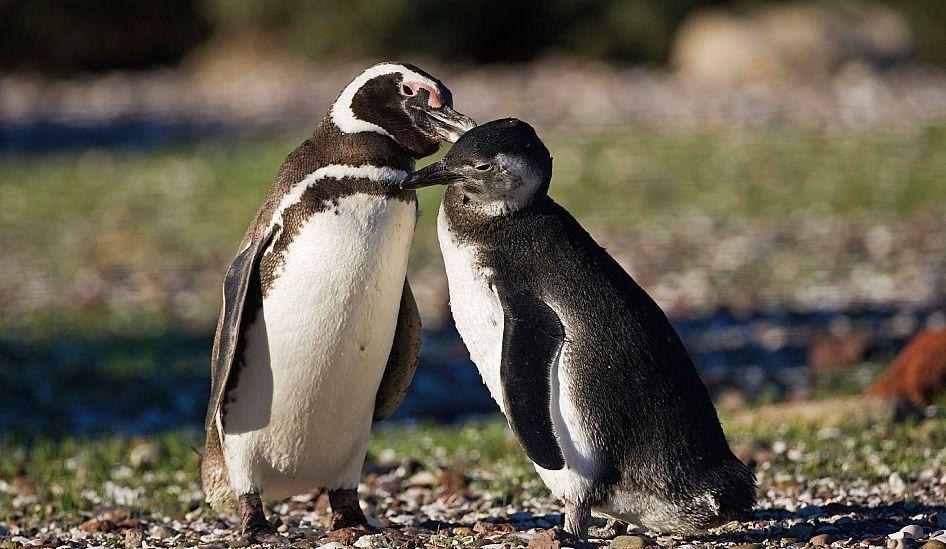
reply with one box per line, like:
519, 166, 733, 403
3, 124, 946, 336
368, 418, 539, 500
4, 408, 945, 524
0, 430, 204, 521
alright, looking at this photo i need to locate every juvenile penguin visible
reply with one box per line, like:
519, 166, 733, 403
401, 119, 756, 539
200, 62, 475, 541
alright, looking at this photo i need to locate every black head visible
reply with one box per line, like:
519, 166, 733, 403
330, 62, 476, 159
401, 118, 553, 214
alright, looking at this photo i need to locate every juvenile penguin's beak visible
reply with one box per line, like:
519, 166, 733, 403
400, 161, 464, 189
410, 105, 476, 143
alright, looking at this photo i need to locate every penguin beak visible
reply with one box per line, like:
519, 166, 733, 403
409, 105, 476, 143
400, 161, 464, 189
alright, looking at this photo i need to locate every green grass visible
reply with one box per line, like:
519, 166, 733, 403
3, 408, 945, 524
3, 123, 946, 337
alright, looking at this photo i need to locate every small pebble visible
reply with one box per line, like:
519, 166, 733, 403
152, 526, 179, 540
788, 523, 815, 539
610, 535, 653, 548
123, 529, 144, 549
890, 525, 923, 540
923, 542, 946, 549
811, 533, 835, 546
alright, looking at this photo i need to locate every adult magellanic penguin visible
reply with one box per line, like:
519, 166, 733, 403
401, 118, 756, 540
200, 62, 475, 542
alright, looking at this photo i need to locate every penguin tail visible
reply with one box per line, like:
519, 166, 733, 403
200, 422, 238, 513
703, 457, 758, 521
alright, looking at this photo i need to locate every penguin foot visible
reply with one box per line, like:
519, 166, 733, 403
563, 500, 591, 541
238, 493, 283, 544
328, 488, 371, 529
242, 524, 286, 545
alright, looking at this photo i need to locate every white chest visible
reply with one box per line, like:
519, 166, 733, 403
437, 205, 599, 503
221, 193, 415, 495
437, 206, 507, 412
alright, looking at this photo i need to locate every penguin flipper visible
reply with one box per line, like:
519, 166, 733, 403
373, 278, 422, 421
205, 229, 274, 431
496, 280, 567, 471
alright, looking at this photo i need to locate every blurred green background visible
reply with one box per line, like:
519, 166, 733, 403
2, 0, 946, 434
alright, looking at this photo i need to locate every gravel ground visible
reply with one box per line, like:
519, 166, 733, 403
2, 403, 945, 548
4, 465, 946, 548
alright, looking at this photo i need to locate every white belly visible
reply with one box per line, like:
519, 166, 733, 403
222, 193, 415, 499
437, 206, 598, 504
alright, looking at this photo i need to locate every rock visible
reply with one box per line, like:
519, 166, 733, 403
473, 521, 517, 534
528, 529, 561, 549
129, 440, 161, 468
611, 535, 654, 548
788, 522, 815, 539
888, 472, 907, 495
123, 529, 144, 549
731, 545, 763, 549
151, 525, 179, 539
452, 527, 474, 536
406, 471, 437, 487
923, 542, 946, 549
226, 540, 250, 548
437, 468, 468, 494
670, 1, 913, 85
321, 527, 371, 545
811, 533, 835, 546
867, 328, 946, 405
81, 519, 117, 533
353, 534, 388, 548
889, 525, 923, 540
888, 540, 908, 549
319, 543, 345, 549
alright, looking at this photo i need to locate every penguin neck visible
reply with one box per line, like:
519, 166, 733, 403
313, 115, 416, 173
444, 185, 545, 218
442, 186, 544, 237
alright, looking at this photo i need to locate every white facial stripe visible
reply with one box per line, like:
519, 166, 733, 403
266, 164, 409, 234
330, 63, 440, 135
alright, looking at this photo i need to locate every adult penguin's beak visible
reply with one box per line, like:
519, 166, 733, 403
409, 105, 477, 143
400, 161, 465, 189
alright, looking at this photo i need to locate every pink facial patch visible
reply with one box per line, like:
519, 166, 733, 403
402, 81, 443, 108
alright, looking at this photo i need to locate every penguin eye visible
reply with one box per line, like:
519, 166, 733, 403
401, 84, 415, 96
474, 164, 492, 171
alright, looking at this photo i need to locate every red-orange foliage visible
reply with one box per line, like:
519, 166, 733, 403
866, 328, 946, 405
